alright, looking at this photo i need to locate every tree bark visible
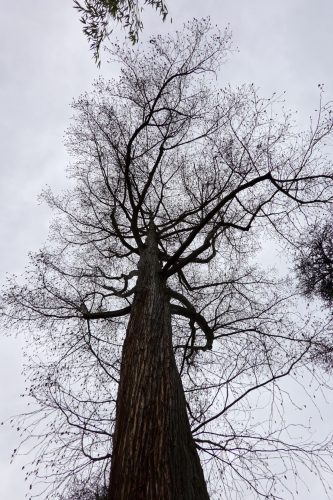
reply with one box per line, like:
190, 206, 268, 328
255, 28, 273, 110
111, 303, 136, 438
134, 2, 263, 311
108, 224, 210, 500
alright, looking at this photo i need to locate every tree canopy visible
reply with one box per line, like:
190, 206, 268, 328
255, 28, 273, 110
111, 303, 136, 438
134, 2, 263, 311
2, 19, 333, 499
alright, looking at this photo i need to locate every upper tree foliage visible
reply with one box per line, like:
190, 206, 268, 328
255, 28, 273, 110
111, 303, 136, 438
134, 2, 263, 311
74, 0, 168, 63
3, 19, 333, 499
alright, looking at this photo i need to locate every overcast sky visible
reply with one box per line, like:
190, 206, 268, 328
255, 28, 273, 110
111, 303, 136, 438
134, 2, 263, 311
1, 1, 333, 498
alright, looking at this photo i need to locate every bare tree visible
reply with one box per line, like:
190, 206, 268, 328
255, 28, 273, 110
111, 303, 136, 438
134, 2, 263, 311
3, 19, 333, 500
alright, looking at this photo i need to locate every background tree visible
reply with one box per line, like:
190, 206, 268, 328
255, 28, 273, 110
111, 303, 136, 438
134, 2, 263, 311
61, 479, 108, 500
296, 218, 333, 305
294, 217, 333, 371
73, 0, 168, 64
3, 19, 333, 500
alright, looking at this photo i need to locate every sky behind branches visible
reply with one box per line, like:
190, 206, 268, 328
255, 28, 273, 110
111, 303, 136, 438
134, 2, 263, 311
0, 1, 333, 498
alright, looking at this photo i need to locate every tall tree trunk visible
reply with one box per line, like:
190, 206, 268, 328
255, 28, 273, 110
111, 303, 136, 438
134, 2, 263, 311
108, 224, 210, 500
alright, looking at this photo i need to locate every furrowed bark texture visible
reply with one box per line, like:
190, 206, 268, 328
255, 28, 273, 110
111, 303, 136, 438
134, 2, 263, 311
108, 225, 210, 500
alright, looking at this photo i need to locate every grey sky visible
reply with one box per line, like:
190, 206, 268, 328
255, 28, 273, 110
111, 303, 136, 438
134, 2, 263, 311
0, 1, 333, 498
